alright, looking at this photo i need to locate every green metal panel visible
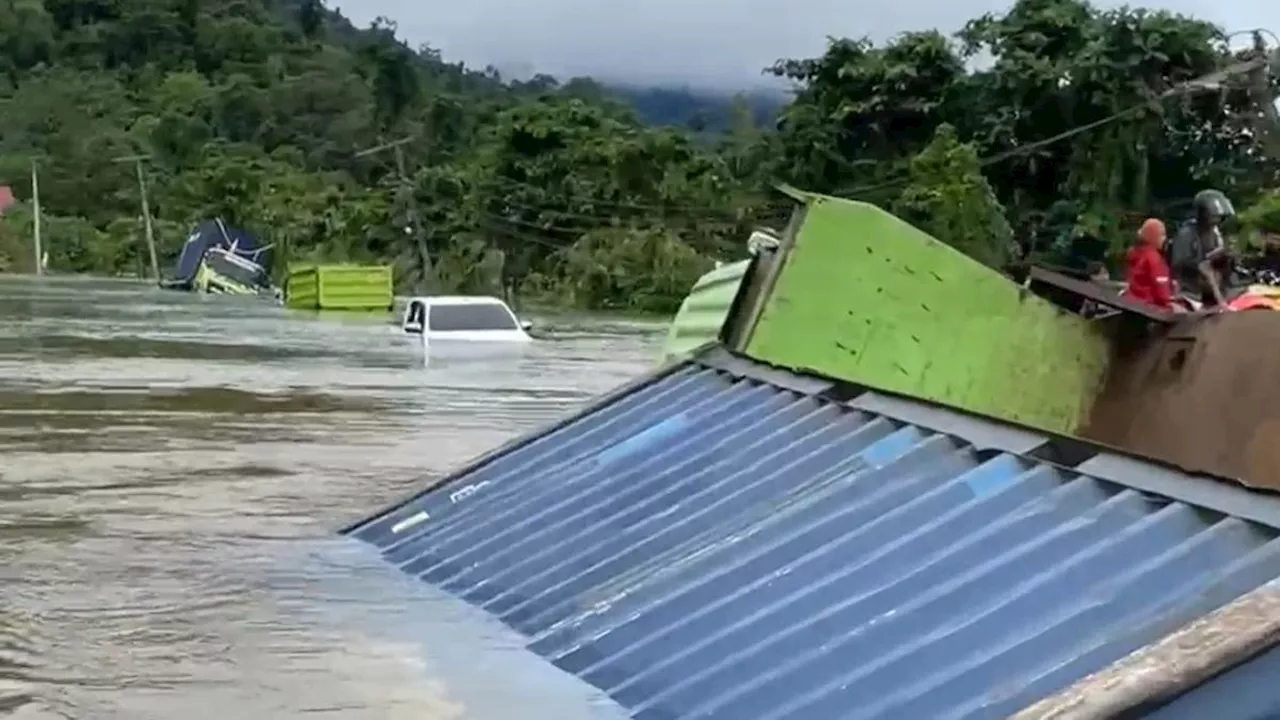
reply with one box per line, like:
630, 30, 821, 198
659, 260, 749, 364
285, 265, 319, 308
285, 264, 392, 311
744, 195, 1111, 435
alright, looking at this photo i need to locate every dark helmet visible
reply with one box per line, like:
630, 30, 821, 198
1193, 189, 1235, 227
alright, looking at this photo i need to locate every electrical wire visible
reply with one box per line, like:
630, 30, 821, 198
471, 175, 758, 216
477, 212, 728, 245
479, 221, 577, 251
427, 27, 1280, 247
836, 32, 1279, 200
1225, 28, 1280, 46
477, 86, 1198, 244
476, 199, 773, 229
476, 211, 757, 259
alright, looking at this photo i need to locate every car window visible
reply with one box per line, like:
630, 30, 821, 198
428, 303, 518, 331
207, 253, 267, 287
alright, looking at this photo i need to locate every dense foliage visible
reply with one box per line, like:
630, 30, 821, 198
1, 0, 1278, 309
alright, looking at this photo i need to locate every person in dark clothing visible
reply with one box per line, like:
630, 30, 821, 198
1079, 261, 1113, 318
1167, 189, 1236, 308
1239, 232, 1280, 286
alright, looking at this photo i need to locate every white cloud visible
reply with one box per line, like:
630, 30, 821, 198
331, 0, 1280, 89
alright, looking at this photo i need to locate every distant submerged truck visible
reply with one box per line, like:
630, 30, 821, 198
161, 218, 276, 296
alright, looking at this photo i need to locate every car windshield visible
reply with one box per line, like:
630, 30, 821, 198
428, 302, 518, 331
206, 252, 267, 288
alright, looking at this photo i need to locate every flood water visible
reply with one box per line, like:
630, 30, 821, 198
0, 275, 660, 718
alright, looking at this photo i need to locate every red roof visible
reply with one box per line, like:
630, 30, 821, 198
0, 186, 14, 215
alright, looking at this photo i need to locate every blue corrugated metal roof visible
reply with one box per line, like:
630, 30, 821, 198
344, 349, 1280, 719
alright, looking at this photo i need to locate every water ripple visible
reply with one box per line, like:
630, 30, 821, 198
0, 275, 657, 717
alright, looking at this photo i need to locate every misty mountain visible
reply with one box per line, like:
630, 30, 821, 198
606, 85, 787, 132
289, 2, 789, 134
519, 76, 788, 134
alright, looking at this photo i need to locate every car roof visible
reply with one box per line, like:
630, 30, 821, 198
208, 248, 262, 268
410, 296, 511, 306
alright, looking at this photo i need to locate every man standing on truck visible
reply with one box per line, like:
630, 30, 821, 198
1167, 189, 1236, 308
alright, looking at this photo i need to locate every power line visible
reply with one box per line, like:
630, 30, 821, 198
479, 213, 592, 234
475, 30, 1280, 218
479, 221, 574, 251
473, 175, 756, 216
370, 33, 1280, 260
355, 136, 434, 290
477, 213, 755, 260
478, 212, 690, 237
477, 198, 768, 227
836, 49, 1278, 201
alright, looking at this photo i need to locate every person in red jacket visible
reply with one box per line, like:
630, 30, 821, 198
1126, 218, 1177, 310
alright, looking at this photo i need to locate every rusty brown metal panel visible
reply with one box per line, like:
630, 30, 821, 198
1082, 312, 1280, 489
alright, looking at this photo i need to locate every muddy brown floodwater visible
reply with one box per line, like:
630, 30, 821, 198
0, 275, 660, 719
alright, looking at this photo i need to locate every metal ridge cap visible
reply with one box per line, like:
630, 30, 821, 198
1077, 453, 1280, 529
847, 391, 1046, 455
698, 349, 1045, 454
700, 348, 1280, 528
694, 345, 835, 395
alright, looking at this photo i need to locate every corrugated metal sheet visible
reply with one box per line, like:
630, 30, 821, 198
659, 259, 748, 364
344, 350, 1280, 719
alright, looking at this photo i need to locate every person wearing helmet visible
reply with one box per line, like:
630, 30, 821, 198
1166, 189, 1236, 308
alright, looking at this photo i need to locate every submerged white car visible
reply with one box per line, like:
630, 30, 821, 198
401, 296, 533, 342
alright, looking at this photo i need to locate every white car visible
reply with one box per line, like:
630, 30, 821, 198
401, 296, 533, 342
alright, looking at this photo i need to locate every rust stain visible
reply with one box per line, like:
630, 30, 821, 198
1246, 419, 1280, 486
1082, 312, 1280, 490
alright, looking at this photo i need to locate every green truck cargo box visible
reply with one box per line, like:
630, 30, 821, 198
285, 264, 393, 311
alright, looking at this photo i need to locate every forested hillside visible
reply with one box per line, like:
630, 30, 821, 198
1, 0, 1279, 312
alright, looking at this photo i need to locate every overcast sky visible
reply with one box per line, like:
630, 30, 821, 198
331, 0, 1278, 89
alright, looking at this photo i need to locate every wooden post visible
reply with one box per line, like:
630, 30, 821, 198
114, 154, 160, 282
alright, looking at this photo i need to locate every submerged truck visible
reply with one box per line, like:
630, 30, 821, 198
341, 190, 1280, 718
162, 218, 276, 296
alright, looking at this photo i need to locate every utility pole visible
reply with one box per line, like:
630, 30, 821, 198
29, 159, 42, 276
1245, 31, 1280, 159
355, 136, 433, 291
113, 154, 160, 283
1172, 33, 1280, 158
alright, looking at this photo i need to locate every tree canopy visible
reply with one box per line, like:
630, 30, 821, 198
1, 0, 1278, 307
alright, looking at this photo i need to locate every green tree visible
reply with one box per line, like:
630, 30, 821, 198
894, 125, 1013, 267
768, 0, 1280, 266
3, 0, 1279, 309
